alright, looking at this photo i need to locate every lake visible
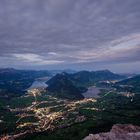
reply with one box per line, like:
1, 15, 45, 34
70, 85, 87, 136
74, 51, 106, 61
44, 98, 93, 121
28, 77, 51, 90
82, 86, 101, 98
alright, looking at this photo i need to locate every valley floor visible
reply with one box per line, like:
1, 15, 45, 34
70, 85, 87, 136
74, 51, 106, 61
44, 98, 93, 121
0, 88, 140, 140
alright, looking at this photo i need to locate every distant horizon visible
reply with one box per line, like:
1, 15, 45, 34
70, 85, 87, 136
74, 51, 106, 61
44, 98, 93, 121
0, 67, 140, 74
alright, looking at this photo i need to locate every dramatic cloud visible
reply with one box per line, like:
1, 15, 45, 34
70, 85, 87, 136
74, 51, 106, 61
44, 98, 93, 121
12, 53, 64, 65
0, 0, 140, 73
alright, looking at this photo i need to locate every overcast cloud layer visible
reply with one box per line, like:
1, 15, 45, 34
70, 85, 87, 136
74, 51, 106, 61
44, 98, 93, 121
0, 0, 140, 73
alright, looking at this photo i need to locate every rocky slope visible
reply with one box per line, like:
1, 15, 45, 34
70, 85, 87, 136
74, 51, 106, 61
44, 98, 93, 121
83, 124, 140, 140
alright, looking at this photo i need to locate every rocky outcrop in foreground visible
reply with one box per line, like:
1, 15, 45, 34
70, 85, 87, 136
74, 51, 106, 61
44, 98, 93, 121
83, 124, 140, 140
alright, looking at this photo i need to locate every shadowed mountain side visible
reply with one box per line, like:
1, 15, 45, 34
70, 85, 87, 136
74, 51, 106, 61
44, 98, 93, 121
47, 73, 85, 100
115, 75, 140, 93
0, 68, 51, 97
69, 70, 125, 87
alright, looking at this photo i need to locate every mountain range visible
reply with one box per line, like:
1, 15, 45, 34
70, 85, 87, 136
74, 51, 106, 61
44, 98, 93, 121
1, 68, 139, 100
46, 70, 126, 99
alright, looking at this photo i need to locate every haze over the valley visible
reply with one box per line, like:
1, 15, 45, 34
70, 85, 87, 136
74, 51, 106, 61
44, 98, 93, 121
0, 0, 140, 73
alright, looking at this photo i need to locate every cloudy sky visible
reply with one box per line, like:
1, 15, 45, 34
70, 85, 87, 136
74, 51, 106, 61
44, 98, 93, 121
0, 0, 140, 73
